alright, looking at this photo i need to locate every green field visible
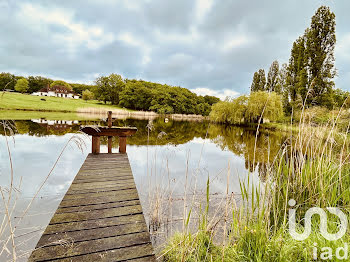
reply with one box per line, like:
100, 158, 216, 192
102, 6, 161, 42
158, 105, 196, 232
0, 92, 127, 112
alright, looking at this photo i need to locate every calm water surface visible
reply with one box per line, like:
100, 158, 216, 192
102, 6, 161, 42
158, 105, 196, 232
0, 117, 285, 261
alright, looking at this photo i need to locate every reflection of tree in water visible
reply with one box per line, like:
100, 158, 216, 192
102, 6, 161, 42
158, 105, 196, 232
3, 119, 209, 145
208, 125, 286, 180
3, 119, 288, 180
0, 120, 81, 136
111, 118, 209, 146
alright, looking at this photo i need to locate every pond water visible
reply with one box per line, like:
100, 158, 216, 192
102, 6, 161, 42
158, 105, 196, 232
0, 116, 286, 261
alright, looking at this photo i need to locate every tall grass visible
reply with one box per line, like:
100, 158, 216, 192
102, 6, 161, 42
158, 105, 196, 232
0, 120, 87, 261
162, 105, 350, 261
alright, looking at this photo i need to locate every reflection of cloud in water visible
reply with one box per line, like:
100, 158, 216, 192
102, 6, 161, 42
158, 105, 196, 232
0, 134, 88, 198
0, 133, 90, 261
128, 138, 258, 197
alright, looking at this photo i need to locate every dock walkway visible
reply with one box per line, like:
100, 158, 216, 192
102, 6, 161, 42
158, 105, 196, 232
29, 153, 155, 261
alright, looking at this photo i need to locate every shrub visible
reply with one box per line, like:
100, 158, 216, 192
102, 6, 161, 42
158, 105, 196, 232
14, 78, 29, 93
82, 89, 94, 101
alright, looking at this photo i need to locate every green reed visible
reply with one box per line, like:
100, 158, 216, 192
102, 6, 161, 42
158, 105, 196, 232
161, 106, 350, 261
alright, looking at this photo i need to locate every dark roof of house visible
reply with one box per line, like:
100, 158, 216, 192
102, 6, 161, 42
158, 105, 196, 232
38, 85, 76, 94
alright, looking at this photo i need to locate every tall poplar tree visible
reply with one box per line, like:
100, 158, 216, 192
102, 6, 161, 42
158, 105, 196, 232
267, 60, 280, 93
250, 69, 266, 92
285, 6, 336, 110
306, 6, 336, 107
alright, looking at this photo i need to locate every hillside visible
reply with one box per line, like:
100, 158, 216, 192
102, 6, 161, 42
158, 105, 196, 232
0, 92, 127, 112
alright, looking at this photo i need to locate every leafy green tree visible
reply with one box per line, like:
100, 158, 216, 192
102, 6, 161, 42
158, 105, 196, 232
82, 89, 94, 101
285, 6, 336, 111
204, 95, 220, 105
15, 78, 29, 93
333, 89, 350, 108
70, 83, 96, 95
50, 80, 72, 91
28, 76, 52, 93
0, 72, 17, 91
149, 90, 173, 114
95, 74, 125, 105
278, 63, 288, 91
286, 35, 308, 104
250, 69, 266, 92
306, 6, 336, 107
120, 79, 216, 115
246, 91, 283, 123
266, 61, 280, 93
210, 96, 248, 125
196, 102, 211, 116
119, 81, 153, 110
278, 63, 292, 114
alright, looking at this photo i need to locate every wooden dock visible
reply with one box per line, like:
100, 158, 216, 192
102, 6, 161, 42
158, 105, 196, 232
28, 153, 155, 261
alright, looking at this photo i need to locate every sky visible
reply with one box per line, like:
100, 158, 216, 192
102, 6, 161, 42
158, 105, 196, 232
0, 0, 349, 100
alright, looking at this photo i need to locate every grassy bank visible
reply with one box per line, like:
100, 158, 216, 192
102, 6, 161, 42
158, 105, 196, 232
162, 116, 350, 261
0, 92, 207, 121
0, 92, 127, 112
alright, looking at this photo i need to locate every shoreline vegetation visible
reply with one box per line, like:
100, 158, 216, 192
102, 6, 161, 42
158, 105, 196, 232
160, 109, 350, 261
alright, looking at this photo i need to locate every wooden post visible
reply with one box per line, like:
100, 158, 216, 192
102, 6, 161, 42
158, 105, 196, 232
92, 136, 100, 154
119, 136, 127, 153
108, 111, 112, 153
107, 111, 112, 127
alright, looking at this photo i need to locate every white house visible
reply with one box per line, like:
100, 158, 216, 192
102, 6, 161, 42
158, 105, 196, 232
32, 85, 80, 99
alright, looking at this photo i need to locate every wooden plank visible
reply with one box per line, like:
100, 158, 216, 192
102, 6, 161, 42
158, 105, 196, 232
56, 200, 140, 214
71, 177, 134, 184
60, 192, 140, 207
36, 223, 148, 248
74, 172, 132, 179
29, 232, 151, 261
29, 153, 155, 261
66, 185, 136, 195
44, 214, 145, 234
66, 182, 136, 191
42, 244, 155, 262
50, 205, 143, 224
62, 188, 138, 200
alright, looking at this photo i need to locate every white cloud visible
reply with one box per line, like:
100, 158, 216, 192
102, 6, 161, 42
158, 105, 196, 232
18, 3, 115, 52
222, 35, 252, 51
191, 87, 239, 100
195, 0, 213, 23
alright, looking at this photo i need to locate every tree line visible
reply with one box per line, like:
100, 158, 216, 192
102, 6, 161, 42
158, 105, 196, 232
211, 6, 349, 125
0, 72, 219, 116
0, 73, 95, 95
92, 75, 219, 115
